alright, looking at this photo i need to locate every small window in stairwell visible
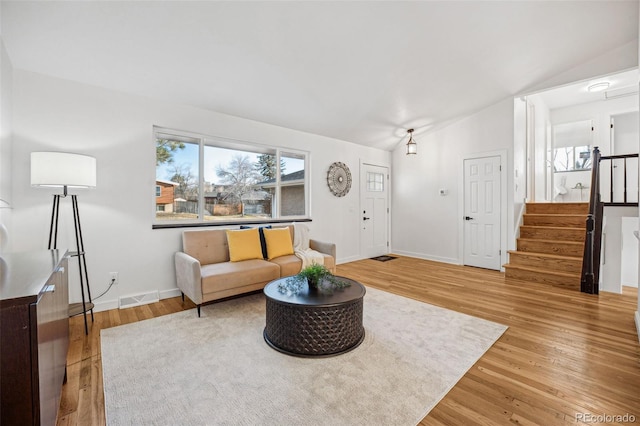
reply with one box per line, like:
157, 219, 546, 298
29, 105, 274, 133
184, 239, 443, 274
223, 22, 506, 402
552, 120, 593, 172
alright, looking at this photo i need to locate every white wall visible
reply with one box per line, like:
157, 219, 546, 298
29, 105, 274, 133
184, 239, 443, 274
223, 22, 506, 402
551, 94, 639, 203
612, 111, 639, 154
526, 94, 551, 202
620, 216, 638, 288
513, 97, 527, 244
11, 70, 390, 311
600, 206, 639, 293
0, 22, 13, 252
551, 94, 638, 155
391, 98, 514, 265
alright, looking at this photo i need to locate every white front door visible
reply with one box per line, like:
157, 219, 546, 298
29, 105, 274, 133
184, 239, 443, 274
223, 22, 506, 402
360, 164, 389, 258
463, 156, 502, 270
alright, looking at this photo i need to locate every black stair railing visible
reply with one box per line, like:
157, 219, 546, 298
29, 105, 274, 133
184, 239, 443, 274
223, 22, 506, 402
581, 147, 602, 294
581, 148, 639, 294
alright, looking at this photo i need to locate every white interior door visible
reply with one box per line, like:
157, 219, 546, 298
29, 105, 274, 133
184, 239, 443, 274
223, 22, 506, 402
360, 164, 389, 258
463, 155, 502, 270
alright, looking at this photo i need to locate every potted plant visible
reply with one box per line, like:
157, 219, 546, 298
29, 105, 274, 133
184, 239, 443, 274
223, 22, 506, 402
280, 264, 350, 294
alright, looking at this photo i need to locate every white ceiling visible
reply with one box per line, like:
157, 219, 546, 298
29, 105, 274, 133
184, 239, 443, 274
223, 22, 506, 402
533, 69, 639, 110
2, 1, 638, 151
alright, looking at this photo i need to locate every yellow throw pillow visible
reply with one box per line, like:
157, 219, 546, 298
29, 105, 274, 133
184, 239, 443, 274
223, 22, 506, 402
226, 228, 264, 262
263, 228, 294, 260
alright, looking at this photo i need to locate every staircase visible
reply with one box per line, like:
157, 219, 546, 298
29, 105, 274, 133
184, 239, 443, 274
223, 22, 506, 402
504, 202, 588, 290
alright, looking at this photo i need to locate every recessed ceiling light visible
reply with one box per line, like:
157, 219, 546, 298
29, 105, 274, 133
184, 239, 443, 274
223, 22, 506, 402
588, 82, 610, 92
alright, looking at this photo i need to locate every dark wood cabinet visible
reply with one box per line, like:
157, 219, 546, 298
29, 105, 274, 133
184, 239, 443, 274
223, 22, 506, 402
1, 250, 69, 426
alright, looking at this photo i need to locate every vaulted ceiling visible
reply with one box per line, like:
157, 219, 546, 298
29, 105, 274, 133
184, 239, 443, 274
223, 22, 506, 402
2, 1, 638, 150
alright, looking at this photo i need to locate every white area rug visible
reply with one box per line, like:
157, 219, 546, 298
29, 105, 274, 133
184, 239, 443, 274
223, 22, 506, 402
101, 287, 507, 425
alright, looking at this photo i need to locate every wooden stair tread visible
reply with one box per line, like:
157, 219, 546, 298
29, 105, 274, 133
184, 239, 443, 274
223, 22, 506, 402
524, 213, 587, 217
525, 202, 589, 214
520, 225, 585, 230
517, 238, 583, 246
507, 250, 582, 261
512, 202, 587, 289
503, 263, 580, 278
526, 202, 588, 206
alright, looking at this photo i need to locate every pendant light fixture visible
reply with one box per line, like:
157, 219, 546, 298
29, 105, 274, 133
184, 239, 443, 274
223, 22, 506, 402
406, 129, 417, 155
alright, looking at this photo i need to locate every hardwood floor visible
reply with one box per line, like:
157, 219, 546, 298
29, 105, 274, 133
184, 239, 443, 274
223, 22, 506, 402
57, 256, 640, 425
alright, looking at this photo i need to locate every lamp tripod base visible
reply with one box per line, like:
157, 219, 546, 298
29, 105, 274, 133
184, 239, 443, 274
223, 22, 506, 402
49, 193, 94, 335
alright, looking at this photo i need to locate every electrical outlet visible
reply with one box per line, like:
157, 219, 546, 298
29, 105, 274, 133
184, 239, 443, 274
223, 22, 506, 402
110, 272, 119, 285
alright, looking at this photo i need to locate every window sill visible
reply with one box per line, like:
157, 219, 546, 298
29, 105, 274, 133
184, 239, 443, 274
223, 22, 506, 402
152, 218, 311, 230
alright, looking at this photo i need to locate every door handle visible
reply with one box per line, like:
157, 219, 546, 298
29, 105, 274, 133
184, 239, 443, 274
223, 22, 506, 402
465, 216, 474, 221
363, 217, 370, 221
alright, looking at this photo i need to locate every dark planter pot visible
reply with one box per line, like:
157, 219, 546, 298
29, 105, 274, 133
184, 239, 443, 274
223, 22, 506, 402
307, 278, 319, 292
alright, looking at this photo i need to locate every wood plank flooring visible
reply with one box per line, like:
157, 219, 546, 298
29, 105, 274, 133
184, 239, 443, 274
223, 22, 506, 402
57, 256, 640, 425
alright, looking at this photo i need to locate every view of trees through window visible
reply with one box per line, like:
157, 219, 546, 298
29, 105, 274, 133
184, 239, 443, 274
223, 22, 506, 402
155, 129, 307, 224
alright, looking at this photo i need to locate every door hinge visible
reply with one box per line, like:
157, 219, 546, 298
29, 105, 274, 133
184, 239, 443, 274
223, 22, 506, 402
387, 241, 389, 247
499, 165, 502, 171
387, 207, 389, 213
499, 249, 502, 255
611, 123, 614, 129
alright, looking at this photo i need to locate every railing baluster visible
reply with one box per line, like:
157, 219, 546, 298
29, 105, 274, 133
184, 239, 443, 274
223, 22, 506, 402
609, 159, 614, 203
599, 153, 638, 206
582, 152, 638, 294
624, 157, 628, 204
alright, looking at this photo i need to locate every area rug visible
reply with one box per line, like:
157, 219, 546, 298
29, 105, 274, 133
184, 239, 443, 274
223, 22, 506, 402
370, 255, 397, 262
101, 287, 507, 425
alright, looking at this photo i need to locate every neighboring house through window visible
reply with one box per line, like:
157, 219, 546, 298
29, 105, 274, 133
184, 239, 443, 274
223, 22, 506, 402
155, 180, 178, 215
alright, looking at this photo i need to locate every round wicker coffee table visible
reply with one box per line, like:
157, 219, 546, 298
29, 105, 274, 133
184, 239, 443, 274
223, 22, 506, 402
263, 276, 365, 357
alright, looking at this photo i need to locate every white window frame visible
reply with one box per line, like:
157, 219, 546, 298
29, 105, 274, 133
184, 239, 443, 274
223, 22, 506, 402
153, 126, 311, 227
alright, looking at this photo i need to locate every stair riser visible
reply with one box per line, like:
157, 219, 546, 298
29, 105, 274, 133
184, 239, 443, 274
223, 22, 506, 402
523, 215, 586, 228
526, 203, 589, 215
508, 253, 582, 273
505, 267, 580, 289
517, 240, 584, 257
520, 227, 585, 241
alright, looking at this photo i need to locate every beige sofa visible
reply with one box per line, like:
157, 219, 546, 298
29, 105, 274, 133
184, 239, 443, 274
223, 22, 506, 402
175, 225, 336, 316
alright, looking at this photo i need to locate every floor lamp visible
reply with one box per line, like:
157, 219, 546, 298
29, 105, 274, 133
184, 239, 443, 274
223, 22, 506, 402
31, 151, 97, 335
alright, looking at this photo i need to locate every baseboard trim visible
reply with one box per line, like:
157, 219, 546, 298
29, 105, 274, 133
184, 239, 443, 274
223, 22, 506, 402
338, 255, 369, 264
93, 298, 118, 313
119, 290, 160, 309
392, 250, 460, 265
635, 311, 640, 343
160, 288, 182, 300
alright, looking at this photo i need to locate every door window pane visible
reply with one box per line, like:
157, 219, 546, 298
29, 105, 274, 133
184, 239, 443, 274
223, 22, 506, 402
367, 172, 384, 192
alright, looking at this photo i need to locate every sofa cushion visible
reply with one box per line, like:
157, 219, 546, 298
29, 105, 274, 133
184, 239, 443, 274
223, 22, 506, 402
200, 259, 280, 294
263, 228, 294, 260
226, 228, 263, 262
269, 253, 336, 277
182, 229, 230, 265
239, 225, 271, 259
268, 254, 302, 277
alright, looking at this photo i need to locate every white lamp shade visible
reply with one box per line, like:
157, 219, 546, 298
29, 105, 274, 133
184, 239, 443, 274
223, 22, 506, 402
31, 152, 97, 188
